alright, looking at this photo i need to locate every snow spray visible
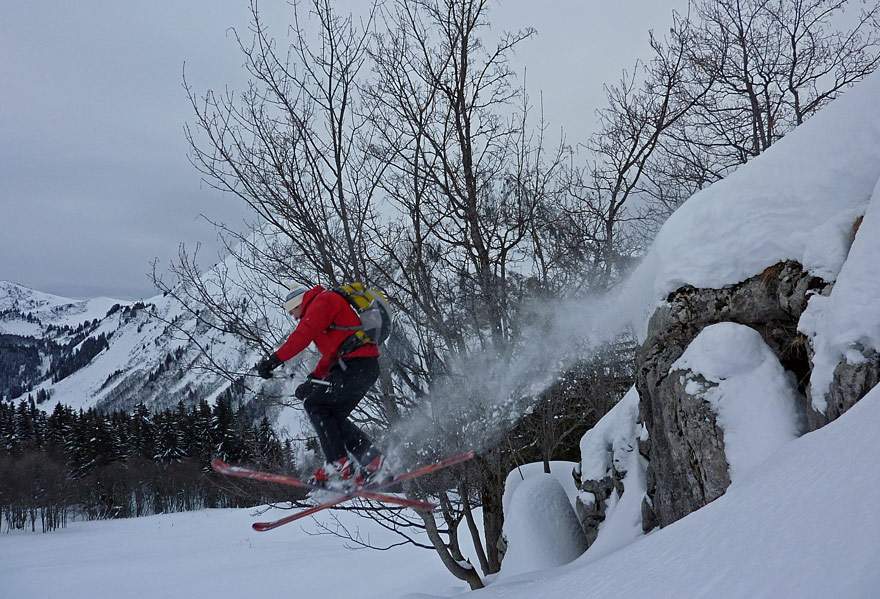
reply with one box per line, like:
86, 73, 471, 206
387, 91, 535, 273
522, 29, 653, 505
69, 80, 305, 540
381, 264, 657, 463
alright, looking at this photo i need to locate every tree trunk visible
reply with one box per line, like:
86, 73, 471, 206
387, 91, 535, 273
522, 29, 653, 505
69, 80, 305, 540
459, 482, 490, 575
416, 508, 484, 590
479, 449, 505, 574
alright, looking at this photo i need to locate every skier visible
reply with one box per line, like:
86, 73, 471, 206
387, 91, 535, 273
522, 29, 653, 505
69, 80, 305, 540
255, 283, 387, 487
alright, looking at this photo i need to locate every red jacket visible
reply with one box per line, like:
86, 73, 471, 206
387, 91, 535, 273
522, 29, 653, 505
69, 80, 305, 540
274, 285, 380, 379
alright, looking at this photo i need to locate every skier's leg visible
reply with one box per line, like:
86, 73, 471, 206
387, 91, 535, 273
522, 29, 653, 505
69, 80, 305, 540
324, 357, 381, 464
303, 357, 380, 463
302, 393, 348, 463
338, 419, 380, 464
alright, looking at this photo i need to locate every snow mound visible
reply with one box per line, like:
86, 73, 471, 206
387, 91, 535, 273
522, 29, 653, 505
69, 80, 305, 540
672, 322, 804, 483
798, 176, 880, 410
500, 474, 587, 579
502, 461, 580, 513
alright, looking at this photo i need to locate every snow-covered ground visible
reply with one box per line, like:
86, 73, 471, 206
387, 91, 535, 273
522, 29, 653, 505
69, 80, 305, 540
0, 506, 454, 599
4, 382, 880, 598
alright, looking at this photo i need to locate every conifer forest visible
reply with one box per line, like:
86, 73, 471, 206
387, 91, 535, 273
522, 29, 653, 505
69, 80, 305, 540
0, 392, 296, 533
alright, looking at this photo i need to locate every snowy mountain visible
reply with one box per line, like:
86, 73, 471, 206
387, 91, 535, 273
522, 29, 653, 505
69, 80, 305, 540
0, 281, 123, 335
0, 280, 260, 414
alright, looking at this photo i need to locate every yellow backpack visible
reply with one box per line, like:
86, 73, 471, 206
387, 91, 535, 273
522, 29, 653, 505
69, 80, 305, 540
329, 282, 393, 353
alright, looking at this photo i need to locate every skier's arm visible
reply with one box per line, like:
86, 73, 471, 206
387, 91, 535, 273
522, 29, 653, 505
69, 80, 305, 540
275, 293, 341, 363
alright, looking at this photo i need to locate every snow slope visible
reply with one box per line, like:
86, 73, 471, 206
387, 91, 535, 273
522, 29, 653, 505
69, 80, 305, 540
451, 381, 880, 598
4, 381, 879, 599
619, 68, 880, 338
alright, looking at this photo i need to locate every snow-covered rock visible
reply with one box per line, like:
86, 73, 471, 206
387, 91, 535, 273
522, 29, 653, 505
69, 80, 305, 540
799, 176, 880, 423
617, 69, 880, 538
621, 67, 880, 327
574, 387, 641, 545
639, 321, 804, 530
672, 323, 804, 484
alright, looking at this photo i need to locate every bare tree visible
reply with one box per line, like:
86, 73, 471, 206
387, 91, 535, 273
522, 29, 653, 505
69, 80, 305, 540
570, 13, 715, 288
364, 0, 591, 579
154, 0, 401, 412
659, 0, 880, 185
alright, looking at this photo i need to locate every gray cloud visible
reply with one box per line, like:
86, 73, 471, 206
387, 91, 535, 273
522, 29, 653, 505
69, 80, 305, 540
0, 0, 686, 300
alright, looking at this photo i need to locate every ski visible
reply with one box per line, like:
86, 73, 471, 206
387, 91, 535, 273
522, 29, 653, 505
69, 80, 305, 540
211, 458, 435, 511
237, 450, 476, 532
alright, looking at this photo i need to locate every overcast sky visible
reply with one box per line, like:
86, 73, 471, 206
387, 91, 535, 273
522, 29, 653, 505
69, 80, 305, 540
1, 1, 686, 300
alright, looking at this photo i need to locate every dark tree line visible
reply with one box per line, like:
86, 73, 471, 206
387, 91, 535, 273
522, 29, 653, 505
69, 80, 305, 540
50, 333, 109, 383
0, 392, 295, 533
1, 322, 103, 400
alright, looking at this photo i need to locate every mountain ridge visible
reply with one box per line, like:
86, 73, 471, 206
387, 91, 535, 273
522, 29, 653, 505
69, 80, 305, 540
0, 280, 260, 416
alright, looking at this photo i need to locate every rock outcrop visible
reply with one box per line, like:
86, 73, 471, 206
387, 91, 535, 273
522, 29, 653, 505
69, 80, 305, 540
575, 256, 880, 538
633, 261, 821, 528
806, 347, 880, 430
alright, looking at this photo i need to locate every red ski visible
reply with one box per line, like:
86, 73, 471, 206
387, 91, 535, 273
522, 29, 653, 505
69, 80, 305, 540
213, 450, 476, 531
251, 450, 476, 531
212, 458, 435, 511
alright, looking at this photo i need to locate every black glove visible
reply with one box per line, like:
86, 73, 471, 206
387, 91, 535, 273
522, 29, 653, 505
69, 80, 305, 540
256, 353, 282, 379
295, 376, 323, 399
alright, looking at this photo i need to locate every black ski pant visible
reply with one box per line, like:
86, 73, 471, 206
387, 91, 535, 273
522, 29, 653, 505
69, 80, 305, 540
302, 357, 381, 465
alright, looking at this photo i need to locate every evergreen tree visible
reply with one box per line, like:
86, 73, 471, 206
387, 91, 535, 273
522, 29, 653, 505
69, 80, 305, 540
190, 399, 214, 469
256, 417, 283, 468
13, 400, 36, 453
153, 407, 186, 461
130, 403, 155, 461
46, 403, 73, 452
0, 401, 14, 452
211, 394, 238, 461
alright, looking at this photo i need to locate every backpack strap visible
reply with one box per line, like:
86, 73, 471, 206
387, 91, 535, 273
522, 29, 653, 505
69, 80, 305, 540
327, 288, 376, 354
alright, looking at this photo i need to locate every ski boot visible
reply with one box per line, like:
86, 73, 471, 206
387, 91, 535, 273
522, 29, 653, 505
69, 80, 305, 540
355, 454, 392, 487
309, 457, 353, 489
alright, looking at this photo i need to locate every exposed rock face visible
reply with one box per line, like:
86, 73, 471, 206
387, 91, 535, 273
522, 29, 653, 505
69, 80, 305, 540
640, 372, 731, 528
575, 260, 880, 537
636, 262, 822, 529
638, 262, 824, 397
808, 348, 880, 430
575, 469, 623, 547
